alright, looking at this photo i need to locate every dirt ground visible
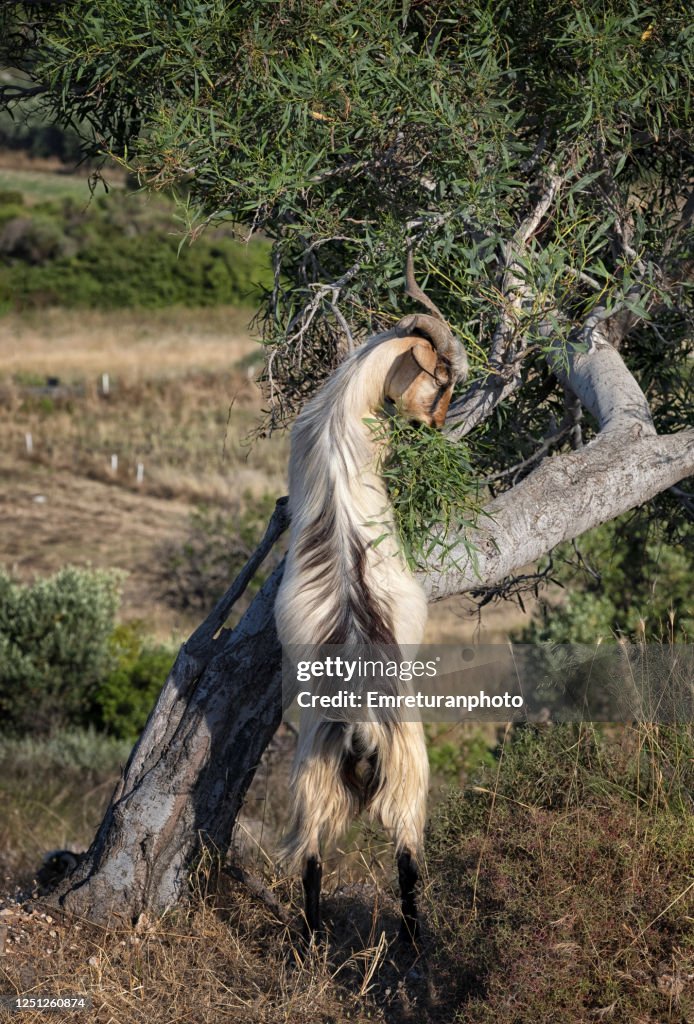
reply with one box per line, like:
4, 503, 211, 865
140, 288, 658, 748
0, 453, 193, 636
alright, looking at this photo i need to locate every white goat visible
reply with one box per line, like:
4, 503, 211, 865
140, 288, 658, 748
275, 261, 468, 941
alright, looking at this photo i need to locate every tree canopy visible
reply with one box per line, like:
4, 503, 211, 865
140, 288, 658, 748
0, 0, 691, 553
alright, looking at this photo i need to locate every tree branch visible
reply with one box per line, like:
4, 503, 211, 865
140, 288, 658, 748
445, 170, 567, 439
429, 304, 692, 600
425, 427, 694, 602
186, 496, 289, 657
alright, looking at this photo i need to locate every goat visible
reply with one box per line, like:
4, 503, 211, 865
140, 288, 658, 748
275, 257, 468, 943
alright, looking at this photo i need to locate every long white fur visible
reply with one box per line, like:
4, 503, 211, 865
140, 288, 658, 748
275, 325, 460, 872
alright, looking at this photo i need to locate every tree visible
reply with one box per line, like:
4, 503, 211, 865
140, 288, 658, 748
1, 0, 691, 924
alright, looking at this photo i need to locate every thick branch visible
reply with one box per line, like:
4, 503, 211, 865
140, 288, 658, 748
550, 325, 655, 435
425, 427, 694, 602
432, 305, 691, 598
444, 372, 526, 439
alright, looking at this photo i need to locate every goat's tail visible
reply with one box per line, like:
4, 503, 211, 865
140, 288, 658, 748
279, 717, 429, 871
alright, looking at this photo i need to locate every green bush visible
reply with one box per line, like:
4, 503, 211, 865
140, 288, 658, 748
0, 190, 24, 207
518, 516, 694, 643
426, 726, 497, 783
91, 622, 175, 739
0, 213, 72, 262
0, 189, 271, 310
0, 568, 177, 739
0, 567, 122, 735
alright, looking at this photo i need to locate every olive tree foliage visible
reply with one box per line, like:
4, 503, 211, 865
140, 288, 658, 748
1, 1, 692, 922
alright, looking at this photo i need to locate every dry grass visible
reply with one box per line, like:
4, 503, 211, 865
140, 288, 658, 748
0, 727, 444, 1023
0, 305, 289, 633
0, 732, 132, 890
0, 307, 285, 503
0, 305, 259, 380
1, 724, 692, 1024
426, 723, 694, 1024
0, 875, 436, 1024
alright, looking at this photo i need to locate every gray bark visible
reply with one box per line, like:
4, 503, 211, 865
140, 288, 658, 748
427, 428, 694, 602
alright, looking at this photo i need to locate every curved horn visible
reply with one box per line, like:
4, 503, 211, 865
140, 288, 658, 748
398, 251, 469, 381
396, 313, 468, 383
404, 247, 447, 323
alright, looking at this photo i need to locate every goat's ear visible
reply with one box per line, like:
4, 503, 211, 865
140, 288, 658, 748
409, 342, 438, 377
385, 343, 433, 400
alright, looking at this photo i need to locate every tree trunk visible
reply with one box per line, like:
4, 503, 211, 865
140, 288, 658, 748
53, 506, 289, 924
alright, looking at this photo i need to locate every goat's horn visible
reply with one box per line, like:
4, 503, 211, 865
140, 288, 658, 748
404, 247, 447, 323
396, 313, 468, 382
398, 251, 468, 381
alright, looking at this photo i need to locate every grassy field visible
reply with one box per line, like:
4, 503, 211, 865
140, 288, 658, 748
0, 724, 691, 1024
0, 304, 287, 635
0, 160, 123, 204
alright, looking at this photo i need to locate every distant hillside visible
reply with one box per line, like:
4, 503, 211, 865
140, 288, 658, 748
0, 174, 271, 312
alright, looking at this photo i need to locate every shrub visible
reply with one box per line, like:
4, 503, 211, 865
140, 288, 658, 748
0, 190, 25, 206
518, 516, 694, 643
0, 214, 72, 262
426, 725, 497, 783
91, 622, 175, 739
0, 566, 122, 735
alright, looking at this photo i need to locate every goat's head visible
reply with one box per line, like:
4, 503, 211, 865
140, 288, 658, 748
384, 254, 468, 428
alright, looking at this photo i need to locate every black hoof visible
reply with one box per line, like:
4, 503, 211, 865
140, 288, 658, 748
295, 924, 326, 960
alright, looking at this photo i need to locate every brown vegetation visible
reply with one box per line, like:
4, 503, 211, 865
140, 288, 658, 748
1, 724, 692, 1023
0, 305, 286, 635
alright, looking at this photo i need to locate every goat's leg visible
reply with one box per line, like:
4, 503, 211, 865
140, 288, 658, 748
366, 721, 428, 943
397, 847, 420, 943
302, 853, 323, 941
